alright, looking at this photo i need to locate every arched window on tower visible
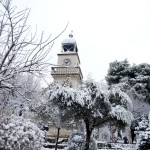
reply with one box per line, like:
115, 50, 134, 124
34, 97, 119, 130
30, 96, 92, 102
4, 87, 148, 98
63, 43, 75, 52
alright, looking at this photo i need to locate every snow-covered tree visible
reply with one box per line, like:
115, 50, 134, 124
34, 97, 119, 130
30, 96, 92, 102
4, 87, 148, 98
106, 61, 150, 104
127, 91, 150, 119
0, 0, 57, 89
66, 129, 85, 150
135, 114, 150, 150
0, 1, 67, 149
0, 73, 42, 118
106, 59, 130, 85
47, 79, 133, 150
49, 106, 73, 150
106, 60, 150, 118
33, 84, 74, 150
0, 0, 67, 111
0, 115, 44, 150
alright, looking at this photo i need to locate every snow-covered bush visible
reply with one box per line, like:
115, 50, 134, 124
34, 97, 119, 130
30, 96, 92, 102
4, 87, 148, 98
89, 137, 97, 150
66, 129, 97, 150
0, 115, 44, 150
136, 128, 150, 150
135, 114, 150, 150
66, 130, 85, 150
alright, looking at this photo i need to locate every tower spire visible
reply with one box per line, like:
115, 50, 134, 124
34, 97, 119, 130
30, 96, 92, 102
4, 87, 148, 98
69, 30, 73, 38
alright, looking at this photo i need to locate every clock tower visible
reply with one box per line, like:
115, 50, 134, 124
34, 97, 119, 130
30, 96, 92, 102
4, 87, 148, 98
51, 33, 83, 88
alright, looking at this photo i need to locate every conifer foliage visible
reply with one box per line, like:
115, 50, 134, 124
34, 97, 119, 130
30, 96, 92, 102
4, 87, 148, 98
106, 60, 150, 104
106, 59, 130, 85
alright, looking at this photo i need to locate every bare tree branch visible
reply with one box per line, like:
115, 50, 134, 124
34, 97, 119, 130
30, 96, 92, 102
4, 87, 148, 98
0, 0, 68, 89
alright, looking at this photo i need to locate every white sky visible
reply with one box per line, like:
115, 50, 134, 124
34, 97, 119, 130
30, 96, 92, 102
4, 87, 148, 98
13, 0, 150, 82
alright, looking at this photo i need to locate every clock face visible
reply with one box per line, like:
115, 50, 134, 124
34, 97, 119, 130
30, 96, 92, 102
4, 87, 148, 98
63, 59, 71, 66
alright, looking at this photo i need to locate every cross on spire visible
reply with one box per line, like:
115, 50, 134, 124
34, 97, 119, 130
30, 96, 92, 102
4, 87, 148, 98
69, 30, 73, 38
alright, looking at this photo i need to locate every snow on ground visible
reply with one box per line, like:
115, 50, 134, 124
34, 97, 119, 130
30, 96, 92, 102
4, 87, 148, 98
41, 143, 136, 150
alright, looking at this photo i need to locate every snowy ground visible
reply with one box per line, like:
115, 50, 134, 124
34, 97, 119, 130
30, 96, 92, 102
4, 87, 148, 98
41, 143, 136, 150
42, 148, 136, 150
42, 139, 137, 150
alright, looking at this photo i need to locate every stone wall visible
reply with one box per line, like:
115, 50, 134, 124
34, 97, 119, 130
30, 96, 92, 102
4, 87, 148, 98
47, 124, 76, 138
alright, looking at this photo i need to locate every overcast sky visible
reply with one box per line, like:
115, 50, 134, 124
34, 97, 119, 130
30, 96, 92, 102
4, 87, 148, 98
13, 0, 150, 82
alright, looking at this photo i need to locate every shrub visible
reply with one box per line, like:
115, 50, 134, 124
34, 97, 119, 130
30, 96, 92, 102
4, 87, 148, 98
0, 115, 44, 150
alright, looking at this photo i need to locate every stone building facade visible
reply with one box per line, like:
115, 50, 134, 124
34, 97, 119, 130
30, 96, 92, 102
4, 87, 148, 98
51, 33, 83, 88
48, 33, 83, 138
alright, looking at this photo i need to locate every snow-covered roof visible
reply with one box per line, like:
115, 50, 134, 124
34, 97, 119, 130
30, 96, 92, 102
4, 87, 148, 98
61, 33, 76, 45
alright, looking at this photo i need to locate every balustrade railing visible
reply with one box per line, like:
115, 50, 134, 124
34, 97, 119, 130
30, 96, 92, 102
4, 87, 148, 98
51, 67, 81, 75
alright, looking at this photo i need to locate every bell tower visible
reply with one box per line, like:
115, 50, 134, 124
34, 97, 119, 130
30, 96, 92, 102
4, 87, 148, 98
51, 33, 83, 88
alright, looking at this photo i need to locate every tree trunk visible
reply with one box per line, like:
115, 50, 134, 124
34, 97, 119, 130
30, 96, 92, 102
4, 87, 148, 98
84, 119, 93, 150
112, 130, 114, 143
55, 128, 60, 150
111, 127, 116, 143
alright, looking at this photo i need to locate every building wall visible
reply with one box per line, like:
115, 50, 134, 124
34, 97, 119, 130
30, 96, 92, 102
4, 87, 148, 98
57, 53, 80, 67
52, 74, 82, 88
47, 124, 76, 138
50, 51, 82, 138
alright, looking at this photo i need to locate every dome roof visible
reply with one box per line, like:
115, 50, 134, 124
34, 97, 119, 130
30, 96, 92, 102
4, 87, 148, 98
61, 33, 78, 52
61, 33, 76, 45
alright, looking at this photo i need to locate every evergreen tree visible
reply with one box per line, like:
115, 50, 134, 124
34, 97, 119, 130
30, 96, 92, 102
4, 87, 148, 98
106, 59, 130, 85
106, 60, 150, 116
108, 61, 150, 104
130, 63, 150, 104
